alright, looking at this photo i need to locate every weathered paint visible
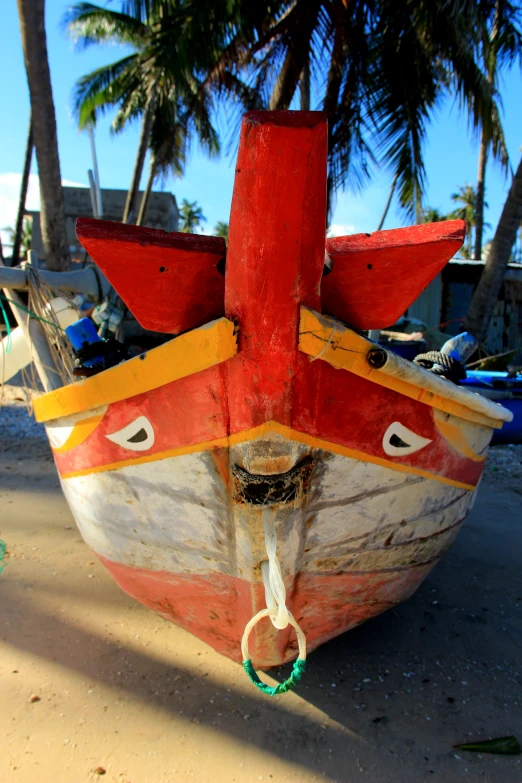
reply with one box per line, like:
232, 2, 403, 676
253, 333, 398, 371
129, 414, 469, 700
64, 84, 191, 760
298, 307, 511, 429
59, 441, 473, 667
97, 558, 442, 666
34, 317, 237, 422
35, 111, 511, 668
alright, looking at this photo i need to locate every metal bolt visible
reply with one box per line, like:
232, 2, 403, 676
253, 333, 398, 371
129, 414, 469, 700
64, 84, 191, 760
367, 348, 388, 369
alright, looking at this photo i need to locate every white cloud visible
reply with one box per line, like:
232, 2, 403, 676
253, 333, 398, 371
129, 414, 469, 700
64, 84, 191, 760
0, 173, 86, 252
327, 223, 357, 238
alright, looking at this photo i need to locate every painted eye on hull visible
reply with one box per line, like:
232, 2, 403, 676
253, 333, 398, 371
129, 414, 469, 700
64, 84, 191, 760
382, 421, 432, 457
105, 416, 155, 452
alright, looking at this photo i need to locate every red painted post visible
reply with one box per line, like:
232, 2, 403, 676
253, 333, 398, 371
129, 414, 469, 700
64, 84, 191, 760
225, 111, 328, 429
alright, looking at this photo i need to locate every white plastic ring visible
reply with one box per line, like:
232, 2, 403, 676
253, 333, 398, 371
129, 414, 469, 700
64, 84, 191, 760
241, 606, 307, 663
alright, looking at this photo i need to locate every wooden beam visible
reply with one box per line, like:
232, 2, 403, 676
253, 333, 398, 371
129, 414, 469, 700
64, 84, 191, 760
0, 265, 110, 299
322, 220, 466, 329
76, 218, 226, 334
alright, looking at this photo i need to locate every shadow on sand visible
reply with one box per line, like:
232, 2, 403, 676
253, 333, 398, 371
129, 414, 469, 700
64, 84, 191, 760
2, 481, 521, 781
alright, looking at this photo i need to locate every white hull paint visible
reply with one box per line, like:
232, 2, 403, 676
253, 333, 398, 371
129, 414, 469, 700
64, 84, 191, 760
60, 440, 477, 582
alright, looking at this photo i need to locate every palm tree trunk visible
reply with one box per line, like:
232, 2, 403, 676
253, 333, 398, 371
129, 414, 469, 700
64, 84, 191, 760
464, 156, 522, 342
269, 1, 321, 110
300, 60, 310, 111
474, 0, 500, 261
377, 173, 398, 230
474, 128, 488, 259
17, 0, 69, 271
269, 47, 302, 110
11, 114, 34, 266
122, 93, 156, 224
136, 159, 156, 227
323, 18, 346, 222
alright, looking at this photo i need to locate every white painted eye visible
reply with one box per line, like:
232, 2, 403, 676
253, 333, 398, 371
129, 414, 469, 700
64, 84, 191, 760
105, 416, 155, 452
382, 422, 432, 457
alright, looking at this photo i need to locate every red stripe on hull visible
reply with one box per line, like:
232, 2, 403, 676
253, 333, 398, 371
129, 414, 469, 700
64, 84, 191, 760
99, 555, 437, 668
54, 354, 484, 488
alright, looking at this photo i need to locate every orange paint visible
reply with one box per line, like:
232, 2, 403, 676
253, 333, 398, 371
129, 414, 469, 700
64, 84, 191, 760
98, 555, 438, 668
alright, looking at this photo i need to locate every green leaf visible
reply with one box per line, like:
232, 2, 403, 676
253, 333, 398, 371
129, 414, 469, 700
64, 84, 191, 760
455, 736, 521, 755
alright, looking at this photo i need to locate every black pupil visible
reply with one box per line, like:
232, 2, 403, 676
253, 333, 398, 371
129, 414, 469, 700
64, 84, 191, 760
127, 428, 148, 443
389, 433, 410, 448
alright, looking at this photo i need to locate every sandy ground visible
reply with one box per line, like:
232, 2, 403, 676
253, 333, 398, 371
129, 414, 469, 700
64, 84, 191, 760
1, 384, 522, 783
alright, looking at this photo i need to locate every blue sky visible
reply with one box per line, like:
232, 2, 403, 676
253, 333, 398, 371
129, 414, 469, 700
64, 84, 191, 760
1, 0, 521, 247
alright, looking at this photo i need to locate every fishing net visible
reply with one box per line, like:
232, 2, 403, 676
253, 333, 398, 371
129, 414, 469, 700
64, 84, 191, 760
25, 266, 76, 386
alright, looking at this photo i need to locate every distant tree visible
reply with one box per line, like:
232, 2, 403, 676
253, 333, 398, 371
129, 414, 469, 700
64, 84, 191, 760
179, 200, 206, 234
4, 218, 32, 260
450, 185, 482, 257
420, 207, 448, 223
213, 221, 229, 242
481, 240, 493, 261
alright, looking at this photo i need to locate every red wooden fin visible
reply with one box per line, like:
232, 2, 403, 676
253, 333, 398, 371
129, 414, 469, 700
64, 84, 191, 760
225, 110, 327, 427
76, 218, 225, 333
322, 220, 466, 329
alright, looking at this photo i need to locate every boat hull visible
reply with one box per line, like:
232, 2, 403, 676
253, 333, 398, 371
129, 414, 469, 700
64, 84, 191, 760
57, 428, 477, 668
461, 371, 522, 445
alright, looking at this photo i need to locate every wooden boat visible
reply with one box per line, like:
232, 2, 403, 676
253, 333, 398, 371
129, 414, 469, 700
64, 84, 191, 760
32, 112, 511, 672
461, 370, 522, 444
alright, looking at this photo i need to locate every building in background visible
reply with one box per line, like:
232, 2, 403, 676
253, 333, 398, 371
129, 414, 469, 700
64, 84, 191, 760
408, 259, 522, 362
28, 186, 179, 264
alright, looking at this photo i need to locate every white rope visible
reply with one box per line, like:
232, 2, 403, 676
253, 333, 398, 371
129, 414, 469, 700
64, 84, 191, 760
262, 507, 290, 629
240, 506, 307, 662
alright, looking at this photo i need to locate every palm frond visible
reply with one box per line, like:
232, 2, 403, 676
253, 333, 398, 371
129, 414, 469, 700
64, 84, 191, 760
64, 2, 148, 48
72, 55, 140, 127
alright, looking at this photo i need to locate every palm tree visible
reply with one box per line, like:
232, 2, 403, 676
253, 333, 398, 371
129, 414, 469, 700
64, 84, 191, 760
66, 1, 221, 225
464, 156, 522, 341
376, 172, 398, 230
420, 207, 449, 224
76, 1, 512, 222
11, 114, 33, 267
4, 218, 32, 260
473, 0, 522, 260
206, 0, 509, 219
450, 185, 481, 257
17, 0, 70, 270
137, 90, 219, 225
213, 221, 229, 242
179, 200, 206, 233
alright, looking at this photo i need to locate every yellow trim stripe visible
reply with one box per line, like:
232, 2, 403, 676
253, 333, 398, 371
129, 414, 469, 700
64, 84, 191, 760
33, 317, 237, 423
433, 414, 486, 462
51, 413, 106, 454
59, 420, 476, 490
299, 307, 504, 430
